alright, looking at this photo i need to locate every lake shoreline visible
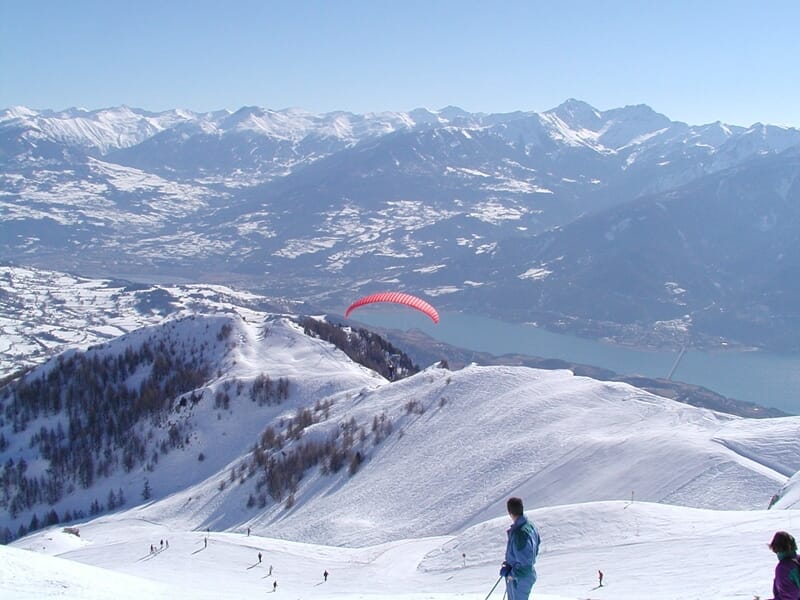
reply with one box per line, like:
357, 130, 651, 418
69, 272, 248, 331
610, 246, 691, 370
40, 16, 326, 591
347, 309, 800, 416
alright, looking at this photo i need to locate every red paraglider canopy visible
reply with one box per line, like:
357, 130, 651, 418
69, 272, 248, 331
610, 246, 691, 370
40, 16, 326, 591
345, 291, 440, 324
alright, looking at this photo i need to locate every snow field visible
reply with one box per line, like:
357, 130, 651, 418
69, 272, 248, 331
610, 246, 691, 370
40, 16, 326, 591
6, 500, 798, 599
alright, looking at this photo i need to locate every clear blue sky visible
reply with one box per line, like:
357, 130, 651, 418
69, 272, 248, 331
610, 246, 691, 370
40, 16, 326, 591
2, 0, 799, 127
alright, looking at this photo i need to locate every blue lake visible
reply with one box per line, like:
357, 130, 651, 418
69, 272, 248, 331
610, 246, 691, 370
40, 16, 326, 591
352, 309, 800, 415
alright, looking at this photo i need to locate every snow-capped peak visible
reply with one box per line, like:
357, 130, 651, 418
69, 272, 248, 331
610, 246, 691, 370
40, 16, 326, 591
0, 105, 39, 122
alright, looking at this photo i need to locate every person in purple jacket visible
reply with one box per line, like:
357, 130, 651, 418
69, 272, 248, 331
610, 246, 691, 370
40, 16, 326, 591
766, 531, 800, 600
499, 497, 540, 600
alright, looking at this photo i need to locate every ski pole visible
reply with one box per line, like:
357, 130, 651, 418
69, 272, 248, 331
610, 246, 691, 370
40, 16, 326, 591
484, 575, 504, 600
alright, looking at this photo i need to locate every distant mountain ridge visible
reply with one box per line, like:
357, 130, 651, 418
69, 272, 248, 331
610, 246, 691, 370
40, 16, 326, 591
2, 100, 800, 350
456, 150, 800, 351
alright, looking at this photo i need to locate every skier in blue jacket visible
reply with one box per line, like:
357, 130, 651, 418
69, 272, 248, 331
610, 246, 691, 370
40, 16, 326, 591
500, 497, 540, 600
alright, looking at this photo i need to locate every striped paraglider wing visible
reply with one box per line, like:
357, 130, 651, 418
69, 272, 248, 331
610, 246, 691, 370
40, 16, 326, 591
345, 292, 440, 324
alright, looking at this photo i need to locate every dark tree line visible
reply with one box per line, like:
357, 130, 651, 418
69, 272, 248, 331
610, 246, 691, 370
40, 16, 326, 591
242, 395, 395, 511
0, 318, 235, 543
0, 484, 126, 544
250, 374, 290, 406
299, 318, 419, 380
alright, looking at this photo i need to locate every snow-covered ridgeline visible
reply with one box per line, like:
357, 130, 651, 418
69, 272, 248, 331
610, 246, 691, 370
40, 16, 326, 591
4, 100, 796, 161
0, 105, 420, 154
8, 309, 800, 544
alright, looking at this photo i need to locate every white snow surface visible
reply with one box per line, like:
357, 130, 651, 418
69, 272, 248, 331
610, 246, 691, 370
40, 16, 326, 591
5, 499, 800, 599
4, 268, 800, 598
5, 332, 800, 598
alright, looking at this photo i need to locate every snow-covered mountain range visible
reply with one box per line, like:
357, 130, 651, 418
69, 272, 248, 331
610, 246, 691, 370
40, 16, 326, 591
3, 101, 800, 350
4, 100, 800, 599
3, 285, 800, 599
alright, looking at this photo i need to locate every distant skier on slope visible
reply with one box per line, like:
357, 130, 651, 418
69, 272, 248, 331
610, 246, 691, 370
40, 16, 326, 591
760, 530, 800, 600
499, 497, 540, 600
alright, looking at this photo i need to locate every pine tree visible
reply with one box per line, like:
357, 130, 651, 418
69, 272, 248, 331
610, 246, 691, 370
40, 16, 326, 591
0, 526, 13, 544
142, 479, 151, 500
